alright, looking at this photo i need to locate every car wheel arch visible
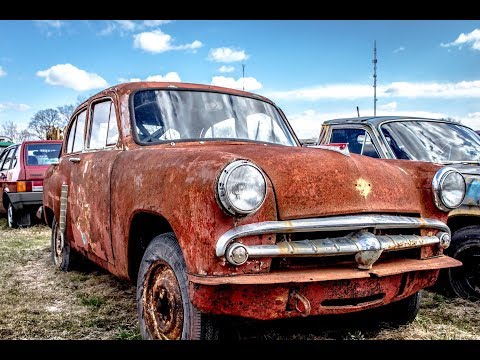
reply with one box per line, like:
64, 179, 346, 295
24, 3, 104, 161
128, 210, 179, 282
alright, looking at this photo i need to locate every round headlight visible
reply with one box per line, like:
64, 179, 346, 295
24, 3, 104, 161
217, 160, 267, 215
432, 167, 466, 211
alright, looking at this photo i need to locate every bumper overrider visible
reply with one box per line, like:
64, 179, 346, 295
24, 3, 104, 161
216, 214, 452, 269
188, 214, 461, 320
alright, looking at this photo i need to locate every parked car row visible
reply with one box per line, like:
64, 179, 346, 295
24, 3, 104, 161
31, 81, 472, 340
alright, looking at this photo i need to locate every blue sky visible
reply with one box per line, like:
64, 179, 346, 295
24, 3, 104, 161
1, 20, 480, 139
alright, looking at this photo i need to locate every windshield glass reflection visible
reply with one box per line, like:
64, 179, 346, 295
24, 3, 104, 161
380, 120, 480, 163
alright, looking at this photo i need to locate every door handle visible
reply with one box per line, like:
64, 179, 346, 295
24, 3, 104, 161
68, 157, 81, 163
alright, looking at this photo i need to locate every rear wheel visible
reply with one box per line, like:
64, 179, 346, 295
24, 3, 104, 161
137, 233, 220, 340
7, 202, 18, 229
50, 217, 77, 271
444, 226, 480, 300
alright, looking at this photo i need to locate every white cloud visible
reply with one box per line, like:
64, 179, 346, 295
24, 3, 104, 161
143, 20, 171, 27
0, 66, 6, 77
36, 20, 64, 29
98, 20, 171, 36
219, 65, 235, 73
441, 28, 480, 50
393, 46, 405, 53
459, 112, 480, 130
116, 20, 136, 31
119, 72, 181, 83
36, 63, 108, 91
211, 76, 262, 91
0, 102, 31, 112
269, 80, 480, 101
208, 47, 249, 63
378, 101, 397, 111
133, 30, 202, 54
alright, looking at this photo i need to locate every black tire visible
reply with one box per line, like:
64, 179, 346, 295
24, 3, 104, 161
50, 217, 77, 271
136, 232, 220, 340
369, 291, 421, 327
7, 202, 18, 229
444, 226, 480, 300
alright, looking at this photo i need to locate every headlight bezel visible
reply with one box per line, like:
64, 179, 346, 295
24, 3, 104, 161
432, 167, 466, 211
217, 160, 267, 216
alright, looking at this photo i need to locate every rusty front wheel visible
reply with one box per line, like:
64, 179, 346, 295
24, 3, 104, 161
137, 232, 219, 340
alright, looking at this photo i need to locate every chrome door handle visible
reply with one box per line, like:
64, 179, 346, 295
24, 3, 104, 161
68, 157, 81, 163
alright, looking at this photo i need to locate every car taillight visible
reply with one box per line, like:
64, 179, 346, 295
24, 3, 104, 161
16, 181, 33, 192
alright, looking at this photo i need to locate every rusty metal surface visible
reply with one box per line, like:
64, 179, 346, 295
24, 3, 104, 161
190, 270, 439, 320
142, 259, 184, 340
188, 255, 460, 285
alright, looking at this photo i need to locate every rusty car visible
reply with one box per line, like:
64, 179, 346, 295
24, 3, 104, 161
43, 83, 462, 339
1, 140, 62, 228
318, 116, 480, 300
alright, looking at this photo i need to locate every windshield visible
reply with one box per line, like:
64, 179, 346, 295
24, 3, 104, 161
26, 143, 62, 166
132, 90, 297, 146
380, 120, 480, 163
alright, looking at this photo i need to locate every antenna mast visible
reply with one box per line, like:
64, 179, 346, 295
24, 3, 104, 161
373, 40, 377, 116
242, 64, 245, 91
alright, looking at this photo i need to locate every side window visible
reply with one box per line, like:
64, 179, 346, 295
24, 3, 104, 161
330, 128, 380, 158
0, 149, 9, 170
10, 146, 19, 168
72, 110, 87, 153
66, 117, 77, 154
88, 100, 119, 149
1, 148, 14, 170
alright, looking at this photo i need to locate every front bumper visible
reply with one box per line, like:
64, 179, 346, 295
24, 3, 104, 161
189, 256, 461, 320
216, 214, 451, 269
7, 191, 43, 210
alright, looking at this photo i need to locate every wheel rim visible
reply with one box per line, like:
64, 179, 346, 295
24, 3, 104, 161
53, 223, 64, 266
450, 243, 480, 299
7, 204, 13, 227
143, 260, 184, 340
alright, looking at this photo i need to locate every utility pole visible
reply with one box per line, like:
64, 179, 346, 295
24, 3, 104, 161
242, 64, 245, 91
373, 40, 377, 116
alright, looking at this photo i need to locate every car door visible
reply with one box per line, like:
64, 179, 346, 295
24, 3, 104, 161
61, 97, 121, 264
0, 147, 13, 211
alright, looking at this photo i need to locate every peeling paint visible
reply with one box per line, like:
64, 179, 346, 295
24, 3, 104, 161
355, 178, 372, 198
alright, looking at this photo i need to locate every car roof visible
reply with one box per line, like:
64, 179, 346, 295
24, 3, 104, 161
322, 115, 454, 126
77, 81, 274, 108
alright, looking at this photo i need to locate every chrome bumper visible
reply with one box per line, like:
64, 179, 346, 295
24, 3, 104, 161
216, 214, 451, 270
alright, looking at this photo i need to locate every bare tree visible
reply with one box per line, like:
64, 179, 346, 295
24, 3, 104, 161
57, 104, 75, 124
1, 121, 18, 141
29, 109, 62, 140
18, 129, 35, 142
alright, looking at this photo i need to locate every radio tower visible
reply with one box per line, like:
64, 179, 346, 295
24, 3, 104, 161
242, 64, 245, 91
373, 40, 377, 116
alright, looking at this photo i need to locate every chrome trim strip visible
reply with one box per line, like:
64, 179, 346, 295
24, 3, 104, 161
215, 214, 449, 257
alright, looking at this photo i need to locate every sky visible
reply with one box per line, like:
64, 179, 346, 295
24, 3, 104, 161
1, 20, 480, 140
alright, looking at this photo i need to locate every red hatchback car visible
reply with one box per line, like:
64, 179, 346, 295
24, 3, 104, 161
0, 140, 62, 228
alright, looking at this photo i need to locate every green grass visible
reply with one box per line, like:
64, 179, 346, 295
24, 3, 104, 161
0, 216, 478, 340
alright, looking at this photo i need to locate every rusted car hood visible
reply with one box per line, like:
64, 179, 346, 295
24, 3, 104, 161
170, 142, 430, 220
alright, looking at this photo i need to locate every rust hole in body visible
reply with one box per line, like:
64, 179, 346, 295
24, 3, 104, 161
321, 293, 385, 307
143, 260, 184, 340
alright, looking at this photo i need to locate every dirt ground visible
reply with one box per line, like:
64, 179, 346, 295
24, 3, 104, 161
0, 218, 478, 340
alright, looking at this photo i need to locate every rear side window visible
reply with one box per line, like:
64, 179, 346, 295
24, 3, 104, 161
26, 143, 62, 166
